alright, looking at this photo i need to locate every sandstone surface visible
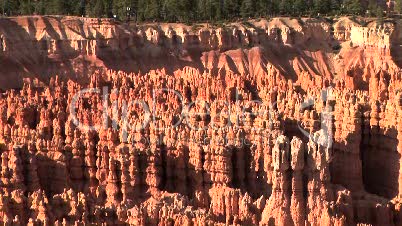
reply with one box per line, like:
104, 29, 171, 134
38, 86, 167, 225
0, 16, 401, 225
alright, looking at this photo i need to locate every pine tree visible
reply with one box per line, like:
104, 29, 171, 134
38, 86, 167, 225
80, 0, 86, 16
70, 0, 83, 15
93, 0, 105, 17
112, 0, 127, 20
162, 0, 195, 22
256, 0, 271, 17
271, 0, 281, 15
105, 0, 113, 17
0, 0, 382, 21
197, 0, 213, 21
222, 0, 238, 19
240, 0, 255, 18
142, 0, 160, 21
198, 0, 220, 21
137, 0, 145, 20
330, 0, 341, 14
49, 0, 73, 15
0, 0, 19, 16
129, 0, 138, 20
163, 0, 178, 21
114, 0, 138, 20
183, 0, 195, 21
279, 0, 292, 15
35, 0, 47, 15
214, 0, 223, 20
343, 0, 362, 15
19, 0, 35, 15
314, 0, 331, 15
293, 0, 306, 16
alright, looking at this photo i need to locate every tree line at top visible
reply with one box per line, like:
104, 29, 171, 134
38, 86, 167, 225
1, 0, 402, 22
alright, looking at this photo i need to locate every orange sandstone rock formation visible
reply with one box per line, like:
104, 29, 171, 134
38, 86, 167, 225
0, 15, 402, 225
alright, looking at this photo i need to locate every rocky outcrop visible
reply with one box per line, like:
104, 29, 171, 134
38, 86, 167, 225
1, 15, 402, 225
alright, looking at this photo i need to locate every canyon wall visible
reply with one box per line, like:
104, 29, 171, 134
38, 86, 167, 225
0, 16, 402, 225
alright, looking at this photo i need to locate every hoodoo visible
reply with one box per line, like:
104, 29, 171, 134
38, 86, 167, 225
0, 15, 402, 225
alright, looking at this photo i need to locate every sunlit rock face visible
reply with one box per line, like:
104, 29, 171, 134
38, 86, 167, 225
1, 15, 402, 225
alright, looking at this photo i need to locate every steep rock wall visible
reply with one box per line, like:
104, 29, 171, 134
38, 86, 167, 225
0, 16, 402, 225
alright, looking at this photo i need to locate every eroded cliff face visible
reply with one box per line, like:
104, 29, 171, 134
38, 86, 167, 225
0, 16, 402, 225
